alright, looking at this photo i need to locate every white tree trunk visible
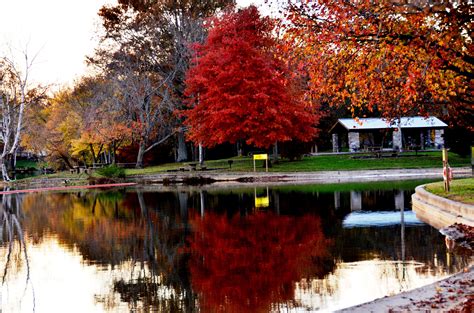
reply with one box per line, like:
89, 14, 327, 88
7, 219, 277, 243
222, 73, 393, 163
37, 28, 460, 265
136, 141, 146, 168
198, 143, 204, 165
0, 51, 37, 181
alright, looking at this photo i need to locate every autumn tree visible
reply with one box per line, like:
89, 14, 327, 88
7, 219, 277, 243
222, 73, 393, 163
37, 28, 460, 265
67, 76, 133, 165
92, 0, 234, 166
24, 76, 132, 169
284, 1, 473, 130
183, 6, 320, 149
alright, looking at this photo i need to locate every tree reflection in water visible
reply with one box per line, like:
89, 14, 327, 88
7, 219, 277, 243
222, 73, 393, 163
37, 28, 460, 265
18, 190, 195, 312
0, 192, 35, 310
187, 211, 333, 312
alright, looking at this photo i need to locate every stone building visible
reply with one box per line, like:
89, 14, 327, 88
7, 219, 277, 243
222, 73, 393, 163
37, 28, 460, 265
329, 117, 447, 152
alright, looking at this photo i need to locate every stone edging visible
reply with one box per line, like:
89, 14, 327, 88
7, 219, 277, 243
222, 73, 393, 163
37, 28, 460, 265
412, 184, 474, 228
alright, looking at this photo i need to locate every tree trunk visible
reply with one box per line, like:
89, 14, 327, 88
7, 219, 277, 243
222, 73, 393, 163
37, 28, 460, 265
112, 141, 117, 164
1, 160, 10, 181
176, 131, 188, 162
136, 141, 146, 168
198, 143, 204, 165
236, 141, 242, 157
273, 141, 279, 162
89, 144, 97, 164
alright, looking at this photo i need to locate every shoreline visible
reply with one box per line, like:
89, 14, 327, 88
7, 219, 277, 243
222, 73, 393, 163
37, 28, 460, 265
5, 167, 471, 190
130, 167, 472, 185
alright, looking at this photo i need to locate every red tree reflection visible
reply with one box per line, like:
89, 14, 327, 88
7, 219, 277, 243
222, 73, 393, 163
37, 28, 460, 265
187, 211, 332, 312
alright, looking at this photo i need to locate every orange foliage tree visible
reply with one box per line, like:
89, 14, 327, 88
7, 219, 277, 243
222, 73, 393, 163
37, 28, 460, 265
23, 76, 133, 168
187, 211, 332, 312
284, 1, 473, 128
183, 6, 321, 148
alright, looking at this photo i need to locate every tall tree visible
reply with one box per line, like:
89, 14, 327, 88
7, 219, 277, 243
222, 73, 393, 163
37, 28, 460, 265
183, 6, 320, 149
0, 51, 40, 181
284, 0, 473, 130
93, 0, 234, 166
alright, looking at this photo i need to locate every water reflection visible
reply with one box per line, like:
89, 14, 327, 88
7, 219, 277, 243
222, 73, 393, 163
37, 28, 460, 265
0, 193, 35, 311
0, 181, 471, 312
187, 211, 332, 312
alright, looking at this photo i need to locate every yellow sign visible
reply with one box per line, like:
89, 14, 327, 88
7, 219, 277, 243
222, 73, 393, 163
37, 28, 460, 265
253, 154, 268, 160
255, 196, 270, 208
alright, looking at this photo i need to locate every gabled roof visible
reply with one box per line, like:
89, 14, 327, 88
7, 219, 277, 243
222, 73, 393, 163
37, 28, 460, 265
331, 116, 447, 132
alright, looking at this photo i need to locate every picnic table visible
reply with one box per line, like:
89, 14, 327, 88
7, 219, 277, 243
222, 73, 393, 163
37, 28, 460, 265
363, 145, 398, 158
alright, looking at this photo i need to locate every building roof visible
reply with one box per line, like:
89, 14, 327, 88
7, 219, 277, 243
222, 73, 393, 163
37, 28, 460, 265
331, 116, 447, 132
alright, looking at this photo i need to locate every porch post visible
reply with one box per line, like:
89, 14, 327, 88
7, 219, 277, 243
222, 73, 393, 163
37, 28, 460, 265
392, 128, 403, 151
434, 129, 445, 149
348, 131, 360, 152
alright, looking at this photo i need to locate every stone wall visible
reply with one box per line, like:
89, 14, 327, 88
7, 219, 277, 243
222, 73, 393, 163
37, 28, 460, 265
412, 185, 474, 229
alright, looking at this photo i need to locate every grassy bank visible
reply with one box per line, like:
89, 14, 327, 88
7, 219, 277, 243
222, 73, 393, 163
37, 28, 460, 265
425, 177, 474, 205
124, 151, 469, 175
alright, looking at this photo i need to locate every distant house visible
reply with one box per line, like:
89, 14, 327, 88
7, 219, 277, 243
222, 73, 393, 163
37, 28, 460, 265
329, 117, 447, 152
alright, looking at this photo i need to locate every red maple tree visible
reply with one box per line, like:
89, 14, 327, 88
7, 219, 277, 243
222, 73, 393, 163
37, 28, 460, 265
183, 6, 320, 148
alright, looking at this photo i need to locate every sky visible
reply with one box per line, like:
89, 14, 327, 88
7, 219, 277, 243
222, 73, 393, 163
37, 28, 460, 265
0, 0, 267, 91
0, 0, 117, 90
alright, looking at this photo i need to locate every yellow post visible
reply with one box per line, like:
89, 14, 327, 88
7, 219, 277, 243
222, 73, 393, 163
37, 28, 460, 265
442, 148, 448, 163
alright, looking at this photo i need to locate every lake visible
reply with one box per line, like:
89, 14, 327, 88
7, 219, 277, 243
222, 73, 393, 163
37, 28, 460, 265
0, 180, 471, 312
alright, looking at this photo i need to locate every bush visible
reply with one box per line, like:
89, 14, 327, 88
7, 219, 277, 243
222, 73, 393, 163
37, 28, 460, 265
96, 165, 126, 179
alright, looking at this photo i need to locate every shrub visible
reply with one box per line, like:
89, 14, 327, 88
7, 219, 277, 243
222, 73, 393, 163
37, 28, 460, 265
96, 165, 126, 179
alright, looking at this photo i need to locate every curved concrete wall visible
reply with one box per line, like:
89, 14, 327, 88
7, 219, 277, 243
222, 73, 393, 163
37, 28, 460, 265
412, 185, 474, 229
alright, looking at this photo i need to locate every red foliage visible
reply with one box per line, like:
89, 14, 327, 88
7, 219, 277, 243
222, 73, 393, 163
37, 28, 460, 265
183, 6, 320, 148
187, 211, 332, 312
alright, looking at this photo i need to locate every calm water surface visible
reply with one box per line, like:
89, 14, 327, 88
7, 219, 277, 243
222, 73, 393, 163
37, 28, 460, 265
0, 180, 471, 312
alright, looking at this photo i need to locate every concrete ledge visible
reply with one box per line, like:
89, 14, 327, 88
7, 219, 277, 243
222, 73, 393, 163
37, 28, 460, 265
412, 185, 474, 229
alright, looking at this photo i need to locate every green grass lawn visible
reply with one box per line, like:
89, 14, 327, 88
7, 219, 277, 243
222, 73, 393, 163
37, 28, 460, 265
124, 151, 470, 175
425, 177, 474, 204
